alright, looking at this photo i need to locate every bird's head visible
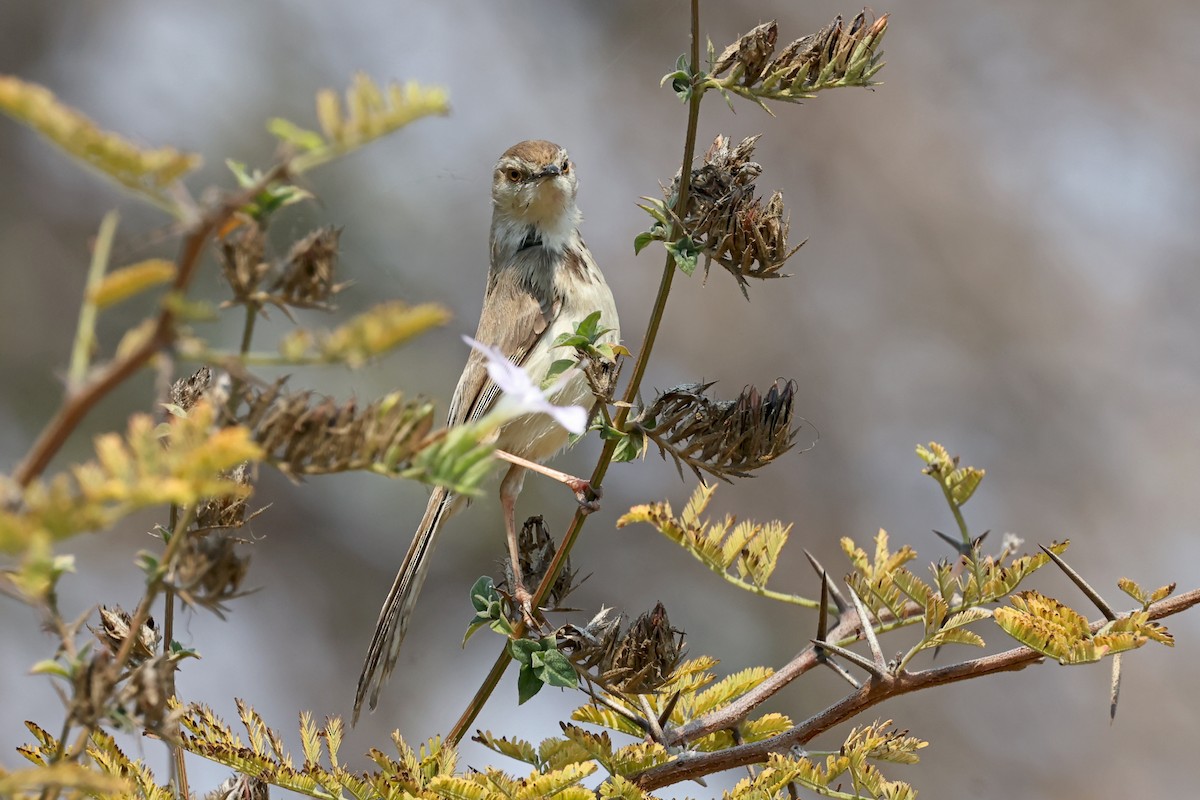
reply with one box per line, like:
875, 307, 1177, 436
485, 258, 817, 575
491, 140, 581, 249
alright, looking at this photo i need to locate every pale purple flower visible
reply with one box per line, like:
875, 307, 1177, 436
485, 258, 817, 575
463, 336, 587, 434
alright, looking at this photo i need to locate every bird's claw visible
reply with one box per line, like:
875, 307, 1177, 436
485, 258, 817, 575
514, 585, 539, 629
568, 479, 602, 514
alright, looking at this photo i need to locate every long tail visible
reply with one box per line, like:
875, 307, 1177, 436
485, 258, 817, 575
353, 485, 458, 723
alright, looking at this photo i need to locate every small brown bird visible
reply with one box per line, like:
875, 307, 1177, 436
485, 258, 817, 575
354, 140, 620, 720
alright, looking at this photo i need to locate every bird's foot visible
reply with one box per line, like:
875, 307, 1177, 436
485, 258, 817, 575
567, 478, 602, 514
513, 584, 539, 629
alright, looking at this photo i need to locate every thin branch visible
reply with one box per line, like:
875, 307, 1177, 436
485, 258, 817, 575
12, 164, 287, 488
635, 586, 1200, 790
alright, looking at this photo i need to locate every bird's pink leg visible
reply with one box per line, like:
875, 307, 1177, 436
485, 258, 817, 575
499, 464, 537, 626
494, 449, 601, 512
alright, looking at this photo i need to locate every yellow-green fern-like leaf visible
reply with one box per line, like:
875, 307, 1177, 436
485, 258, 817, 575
619, 484, 799, 600
274, 74, 450, 174
0, 75, 200, 212
279, 300, 451, 367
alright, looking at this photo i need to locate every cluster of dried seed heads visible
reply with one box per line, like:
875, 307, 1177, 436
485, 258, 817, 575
640, 379, 798, 481
219, 224, 346, 313
671, 135, 801, 294
503, 515, 578, 608
560, 602, 685, 695
711, 11, 889, 98
238, 379, 434, 478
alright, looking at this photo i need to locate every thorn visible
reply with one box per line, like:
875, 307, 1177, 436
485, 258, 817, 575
931, 529, 970, 557
1110, 653, 1122, 723
816, 571, 831, 646
845, 584, 888, 674
1039, 544, 1117, 621
820, 656, 861, 689
658, 691, 681, 731
804, 550, 847, 612
809, 639, 887, 680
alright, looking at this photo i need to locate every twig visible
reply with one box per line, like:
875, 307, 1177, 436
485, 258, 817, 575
634, 586, 1200, 790
12, 164, 287, 489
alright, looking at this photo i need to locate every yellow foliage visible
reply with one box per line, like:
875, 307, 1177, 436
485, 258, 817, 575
271, 73, 451, 173
0, 401, 261, 557
0, 75, 199, 209
618, 483, 794, 598
89, 259, 176, 309
278, 300, 451, 367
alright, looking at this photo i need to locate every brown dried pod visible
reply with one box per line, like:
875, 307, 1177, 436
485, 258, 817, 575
502, 515, 578, 608
669, 135, 801, 295
91, 605, 160, 665
558, 606, 623, 673
167, 530, 253, 617
117, 654, 180, 740
195, 462, 252, 531
711, 20, 779, 85
68, 649, 114, 728
603, 602, 685, 695
238, 379, 435, 478
218, 224, 270, 304
206, 773, 269, 800
640, 379, 798, 481
169, 366, 213, 412
272, 226, 347, 310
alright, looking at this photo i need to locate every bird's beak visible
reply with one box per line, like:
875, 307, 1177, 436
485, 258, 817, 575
534, 164, 562, 180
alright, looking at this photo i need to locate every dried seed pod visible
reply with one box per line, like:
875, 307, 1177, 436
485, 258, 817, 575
502, 515, 578, 608
91, 605, 160, 665
206, 773, 269, 800
218, 225, 270, 304
169, 366, 213, 411
238, 379, 435, 478
195, 462, 251, 531
604, 602, 685, 695
714, 11, 889, 100
272, 226, 346, 310
668, 135, 801, 295
68, 649, 114, 728
559, 607, 623, 673
167, 531, 253, 617
640, 379, 798, 481
117, 654, 180, 740
711, 20, 779, 85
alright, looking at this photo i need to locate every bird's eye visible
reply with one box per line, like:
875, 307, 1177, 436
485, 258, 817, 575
561, 160, 571, 174
505, 168, 523, 182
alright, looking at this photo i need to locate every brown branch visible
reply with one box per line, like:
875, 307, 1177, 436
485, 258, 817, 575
663, 600, 920, 747
636, 586, 1200, 791
11, 164, 288, 488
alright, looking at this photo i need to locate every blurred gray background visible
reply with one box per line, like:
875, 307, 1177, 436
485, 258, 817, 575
3, 1, 1199, 797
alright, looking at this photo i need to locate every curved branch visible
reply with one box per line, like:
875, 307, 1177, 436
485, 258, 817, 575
636, 586, 1200, 791
12, 164, 288, 488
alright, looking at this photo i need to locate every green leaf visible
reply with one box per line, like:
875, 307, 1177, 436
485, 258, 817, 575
517, 664, 543, 704
538, 648, 578, 689
29, 659, 71, 679
633, 231, 656, 255
542, 358, 577, 389
665, 237, 699, 276
266, 117, 326, 152
612, 428, 647, 463
509, 638, 540, 666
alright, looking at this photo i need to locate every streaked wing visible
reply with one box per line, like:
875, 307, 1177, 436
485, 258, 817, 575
445, 263, 561, 427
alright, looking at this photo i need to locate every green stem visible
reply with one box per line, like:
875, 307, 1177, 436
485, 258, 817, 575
67, 212, 119, 389
446, 0, 706, 746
